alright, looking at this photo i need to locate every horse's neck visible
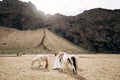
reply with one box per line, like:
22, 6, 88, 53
62, 53, 68, 61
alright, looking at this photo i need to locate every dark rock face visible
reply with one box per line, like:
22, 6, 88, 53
44, 9, 120, 53
0, 0, 44, 30
0, 0, 120, 53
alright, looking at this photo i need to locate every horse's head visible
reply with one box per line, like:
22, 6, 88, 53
58, 52, 64, 58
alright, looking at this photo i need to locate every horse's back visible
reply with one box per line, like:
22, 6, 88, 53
32, 54, 49, 61
37, 54, 49, 57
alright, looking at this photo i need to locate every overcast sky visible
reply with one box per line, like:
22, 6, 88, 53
16, 0, 120, 16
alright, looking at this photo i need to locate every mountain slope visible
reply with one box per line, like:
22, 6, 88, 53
0, 27, 87, 54
45, 8, 120, 53
0, 0, 119, 53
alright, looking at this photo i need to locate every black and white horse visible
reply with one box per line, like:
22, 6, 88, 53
58, 52, 78, 73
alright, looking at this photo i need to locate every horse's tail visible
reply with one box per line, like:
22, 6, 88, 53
71, 56, 77, 73
45, 56, 49, 69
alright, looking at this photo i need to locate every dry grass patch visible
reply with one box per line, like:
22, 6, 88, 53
0, 54, 120, 80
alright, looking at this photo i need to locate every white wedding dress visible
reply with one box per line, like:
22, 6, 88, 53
53, 55, 61, 69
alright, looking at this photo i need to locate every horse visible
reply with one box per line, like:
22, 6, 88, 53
58, 52, 78, 73
31, 54, 49, 69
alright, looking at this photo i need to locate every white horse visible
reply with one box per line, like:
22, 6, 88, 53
31, 54, 49, 69
58, 52, 78, 73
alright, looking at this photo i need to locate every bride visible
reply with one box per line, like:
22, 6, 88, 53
52, 53, 61, 69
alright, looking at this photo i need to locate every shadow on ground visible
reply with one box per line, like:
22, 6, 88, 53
58, 68, 86, 80
30, 67, 49, 72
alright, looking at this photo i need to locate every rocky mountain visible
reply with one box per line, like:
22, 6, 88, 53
0, 0, 45, 29
44, 9, 120, 53
0, 0, 120, 53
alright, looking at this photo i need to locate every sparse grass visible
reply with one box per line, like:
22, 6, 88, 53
0, 25, 120, 80
0, 27, 87, 55
0, 54, 120, 80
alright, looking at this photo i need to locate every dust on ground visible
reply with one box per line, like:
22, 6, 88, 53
0, 54, 120, 80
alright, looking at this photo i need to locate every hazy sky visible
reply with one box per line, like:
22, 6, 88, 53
14, 0, 120, 15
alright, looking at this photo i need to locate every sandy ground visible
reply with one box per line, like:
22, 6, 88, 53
0, 54, 120, 80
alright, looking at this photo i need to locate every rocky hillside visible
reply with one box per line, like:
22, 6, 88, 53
0, 0, 45, 29
44, 9, 120, 53
0, 0, 120, 53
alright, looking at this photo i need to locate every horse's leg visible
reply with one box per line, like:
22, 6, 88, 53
72, 65, 76, 73
45, 58, 49, 69
65, 60, 69, 73
63, 58, 70, 73
61, 62, 66, 72
38, 61, 41, 68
